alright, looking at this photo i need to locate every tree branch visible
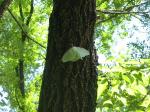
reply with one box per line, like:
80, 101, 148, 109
96, 1, 150, 24
0, 0, 12, 18
26, 0, 34, 25
97, 10, 149, 15
19, 0, 24, 21
7, 8, 46, 49
96, 14, 118, 24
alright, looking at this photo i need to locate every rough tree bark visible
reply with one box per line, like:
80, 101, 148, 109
0, 0, 12, 17
38, 0, 97, 112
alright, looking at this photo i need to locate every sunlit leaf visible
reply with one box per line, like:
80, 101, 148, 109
122, 75, 131, 83
137, 85, 147, 95
119, 97, 127, 105
122, 74, 134, 83
140, 95, 150, 108
126, 88, 135, 96
103, 100, 113, 107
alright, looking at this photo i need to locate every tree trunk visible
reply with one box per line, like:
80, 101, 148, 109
38, 0, 97, 112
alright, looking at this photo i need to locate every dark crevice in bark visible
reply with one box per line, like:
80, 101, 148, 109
38, 0, 97, 112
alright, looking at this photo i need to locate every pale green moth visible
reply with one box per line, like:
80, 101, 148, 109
62, 47, 90, 62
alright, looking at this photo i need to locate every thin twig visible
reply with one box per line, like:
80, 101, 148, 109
7, 8, 46, 49
97, 10, 149, 15
96, 1, 150, 24
96, 14, 118, 24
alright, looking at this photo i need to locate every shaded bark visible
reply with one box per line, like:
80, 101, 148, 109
38, 0, 97, 112
0, 0, 12, 17
19, 58, 25, 97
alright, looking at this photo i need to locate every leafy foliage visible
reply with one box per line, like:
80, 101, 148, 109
0, 0, 50, 111
95, 0, 150, 111
96, 58, 150, 111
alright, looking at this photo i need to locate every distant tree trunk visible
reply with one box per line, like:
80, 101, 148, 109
38, 0, 97, 112
16, 0, 34, 97
0, 0, 12, 17
18, 33, 25, 97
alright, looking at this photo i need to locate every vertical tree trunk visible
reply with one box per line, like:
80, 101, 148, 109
38, 0, 97, 112
19, 32, 25, 97
19, 59, 25, 97
16, 0, 34, 97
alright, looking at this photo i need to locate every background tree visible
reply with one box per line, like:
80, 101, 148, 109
0, 0, 50, 111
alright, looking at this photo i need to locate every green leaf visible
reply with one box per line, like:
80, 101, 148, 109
137, 85, 147, 95
126, 88, 135, 96
140, 95, 150, 108
134, 72, 143, 82
62, 47, 89, 62
119, 97, 127, 105
101, 79, 107, 84
122, 74, 134, 83
103, 100, 113, 107
122, 75, 131, 83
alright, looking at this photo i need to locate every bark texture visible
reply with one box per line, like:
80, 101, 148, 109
38, 0, 97, 112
